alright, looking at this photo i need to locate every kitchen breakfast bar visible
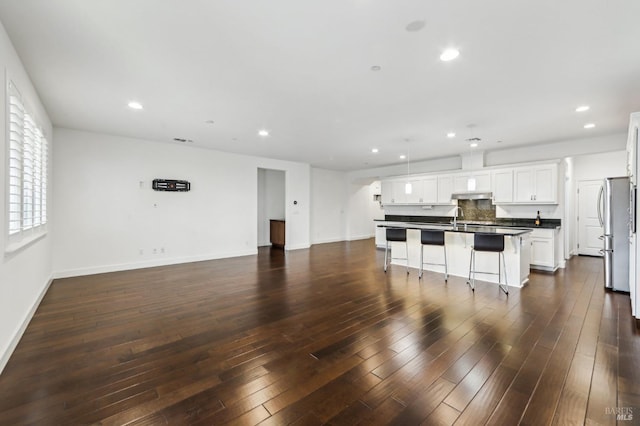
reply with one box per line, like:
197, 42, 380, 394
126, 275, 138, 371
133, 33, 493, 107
377, 221, 533, 288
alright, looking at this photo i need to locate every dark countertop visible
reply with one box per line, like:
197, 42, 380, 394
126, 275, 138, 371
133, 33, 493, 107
374, 215, 561, 229
376, 221, 532, 236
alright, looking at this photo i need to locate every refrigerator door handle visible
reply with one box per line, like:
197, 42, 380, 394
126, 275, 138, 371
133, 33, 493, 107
631, 185, 637, 234
597, 185, 604, 227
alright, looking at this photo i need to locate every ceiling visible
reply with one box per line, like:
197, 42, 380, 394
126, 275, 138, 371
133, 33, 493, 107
1, 0, 639, 171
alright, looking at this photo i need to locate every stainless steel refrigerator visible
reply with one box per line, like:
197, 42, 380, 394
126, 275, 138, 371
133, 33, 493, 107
598, 176, 631, 292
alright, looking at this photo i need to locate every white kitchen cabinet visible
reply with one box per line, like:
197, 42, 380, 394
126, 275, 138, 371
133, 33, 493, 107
454, 172, 491, 193
391, 181, 408, 204
491, 169, 514, 203
375, 225, 386, 248
513, 164, 558, 204
529, 227, 559, 271
475, 172, 491, 191
381, 179, 409, 205
381, 180, 394, 205
381, 161, 557, 206
381, 178, 429, 205
405, 178, 424, 204
437, 175, 454, 204
520, 234, 532, 284
421, 176, 438, 203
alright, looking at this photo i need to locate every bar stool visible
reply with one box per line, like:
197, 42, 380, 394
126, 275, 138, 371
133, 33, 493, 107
418, 229, 448, 282
467, 233, 508, 294
384, 227, 409, 274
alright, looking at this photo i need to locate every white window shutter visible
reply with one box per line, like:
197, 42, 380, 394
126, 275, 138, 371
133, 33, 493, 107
6, 82, 48, 243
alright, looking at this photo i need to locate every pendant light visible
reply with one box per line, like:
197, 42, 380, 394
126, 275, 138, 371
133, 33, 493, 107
467, 143, 477, 191
405, 139, 412, 194
466, 125, 480, 191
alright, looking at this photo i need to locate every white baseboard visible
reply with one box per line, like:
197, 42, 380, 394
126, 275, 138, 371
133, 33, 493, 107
285, 243, 311, 251
311, 237, 345, 245
348, 234, 374, 241
52, 249, 258, 279
0, 275, 53, 375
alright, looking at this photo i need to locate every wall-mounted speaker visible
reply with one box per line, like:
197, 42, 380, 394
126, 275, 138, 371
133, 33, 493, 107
152, 179, 191, 192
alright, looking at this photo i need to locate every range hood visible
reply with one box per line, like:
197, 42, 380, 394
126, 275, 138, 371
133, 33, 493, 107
451, 192, 493, 200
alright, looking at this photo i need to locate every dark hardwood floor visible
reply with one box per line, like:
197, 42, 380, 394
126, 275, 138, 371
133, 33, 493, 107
1, 239, 639, 425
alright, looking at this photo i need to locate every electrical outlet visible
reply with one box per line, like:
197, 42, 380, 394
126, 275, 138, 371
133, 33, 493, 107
160, 247, 165, 253
153, 248, 157, 254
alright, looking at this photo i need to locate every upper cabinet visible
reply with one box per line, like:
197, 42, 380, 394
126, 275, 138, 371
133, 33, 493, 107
381, 178, 427, 204
391, 180, 408, 204
491, 169, 513, 203
453, 172, 491, 193
437, 175, 454, 204
513, 164, 558, 204
405, 178, 424, 204
379, 162, 559, 206
421, 176, 439, 204
381, 180, 394, 205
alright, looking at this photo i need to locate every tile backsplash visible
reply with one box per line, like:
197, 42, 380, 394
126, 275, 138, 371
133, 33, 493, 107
458, 199, 496, 221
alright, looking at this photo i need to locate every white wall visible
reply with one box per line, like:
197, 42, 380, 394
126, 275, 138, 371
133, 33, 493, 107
569, 150, 627, 254
257, 169, 285, 246
0, 22, 53, 372
52, 128, 311, 277
256, 158, 310, 251
346, 181, 384, 240
573, 150, 627, 181
310, 168, 348, 244
485, 133, 627, 167
348, 156, 462, 182
347, 133, 626, 183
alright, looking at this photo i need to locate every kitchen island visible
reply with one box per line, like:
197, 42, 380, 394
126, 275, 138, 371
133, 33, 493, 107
377, 221, 532, 288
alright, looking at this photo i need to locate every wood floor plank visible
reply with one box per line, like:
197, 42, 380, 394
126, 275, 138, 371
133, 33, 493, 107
388, 378, 456, 425
0, 241, 637, 425
421, 403, 461, 425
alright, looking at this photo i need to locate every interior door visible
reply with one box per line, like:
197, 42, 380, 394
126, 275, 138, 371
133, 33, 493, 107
577, 180, 604, 256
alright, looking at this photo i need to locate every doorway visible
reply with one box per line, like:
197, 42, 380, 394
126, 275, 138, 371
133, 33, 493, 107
257, 168, 286, 248
577, 179, 603, 256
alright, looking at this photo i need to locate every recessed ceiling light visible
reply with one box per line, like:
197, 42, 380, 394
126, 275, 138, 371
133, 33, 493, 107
470, 142, 478, 148
584, 123, 596, 129
205, 120, 215, 124
127, 101, 143, 110
371, 148, 379, 153
371, 65, 381, 71
400, 154, 406, 159
576, 105, 590, 112
447, 132, 456, 138
405, 20, 426, 32
440, 48, 460, 62
258, 129, 269, 137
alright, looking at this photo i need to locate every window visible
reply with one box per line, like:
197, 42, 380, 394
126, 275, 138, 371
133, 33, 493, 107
7, 80, 48, 247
